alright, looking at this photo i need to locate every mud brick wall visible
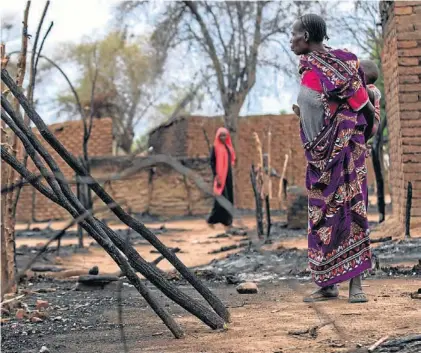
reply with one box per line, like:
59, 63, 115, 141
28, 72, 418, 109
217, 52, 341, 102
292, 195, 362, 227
151, 114, 307, 209
148, 118, 188, 157
15, 118, 113, 222
90, 156, 213, 219
381, 1, 421, 228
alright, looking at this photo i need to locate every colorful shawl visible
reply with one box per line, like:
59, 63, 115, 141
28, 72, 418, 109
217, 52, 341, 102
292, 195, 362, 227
213, 127, 236, 195
299, 49, 372, 287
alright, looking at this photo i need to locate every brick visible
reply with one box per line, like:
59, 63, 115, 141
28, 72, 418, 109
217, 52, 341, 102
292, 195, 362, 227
398, 66, 421, 75
398, 57, 419, 66
402, 102, 421, 111
402, 127, 421, 137
400, 84, 421, 92
398, 48, 421, 57
395, 6, 413, 15
401, 119, 421, 128
397, 40, 418, 48
400, 93, 419, 103
414, 5, 421, 13
395, 1, 421, 7
403, 144, 421, 154
398, 30, 421, 41
401, 136, 421, 147
401, 112, 421, 120
403, 154, 421, 163
399, 75, 419, 84
397, 23, 416, 32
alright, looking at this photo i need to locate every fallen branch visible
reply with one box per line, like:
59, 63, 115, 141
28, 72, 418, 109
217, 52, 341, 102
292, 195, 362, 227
151, 247, 181, 265
368, 335, 390, 352
288, 321, 332, 339
208, 242, 248, 254
285, 279, 345, 340
0, 294, 25, 307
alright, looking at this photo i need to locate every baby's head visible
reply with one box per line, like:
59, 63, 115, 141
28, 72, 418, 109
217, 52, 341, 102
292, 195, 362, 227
360, 60, 380, 85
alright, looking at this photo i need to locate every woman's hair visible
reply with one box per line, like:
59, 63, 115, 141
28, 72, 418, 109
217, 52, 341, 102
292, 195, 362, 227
300, 14, 329, 42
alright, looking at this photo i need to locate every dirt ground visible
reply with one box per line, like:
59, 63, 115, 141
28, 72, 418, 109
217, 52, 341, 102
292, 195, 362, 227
1, 279, 420, 353
15, 216, 261, 274
14, 212, 418, 276
4, 213, 421, 353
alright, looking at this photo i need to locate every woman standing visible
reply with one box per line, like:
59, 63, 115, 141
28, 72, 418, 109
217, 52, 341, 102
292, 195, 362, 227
290, 14, 377, 303
207, 127, 236, 229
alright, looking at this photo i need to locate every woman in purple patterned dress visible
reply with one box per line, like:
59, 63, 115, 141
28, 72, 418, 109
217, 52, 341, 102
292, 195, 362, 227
290, 14, 377, 303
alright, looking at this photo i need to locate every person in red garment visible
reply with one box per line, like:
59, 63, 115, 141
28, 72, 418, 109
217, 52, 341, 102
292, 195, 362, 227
207, 127, 236, 230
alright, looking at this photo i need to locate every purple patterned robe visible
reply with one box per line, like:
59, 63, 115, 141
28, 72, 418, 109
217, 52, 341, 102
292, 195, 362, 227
298, 48, 372, 287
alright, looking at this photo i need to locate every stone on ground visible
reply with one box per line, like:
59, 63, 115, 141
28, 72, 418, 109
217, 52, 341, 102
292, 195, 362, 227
36, 300, 49, 310
236, 282, 258, 294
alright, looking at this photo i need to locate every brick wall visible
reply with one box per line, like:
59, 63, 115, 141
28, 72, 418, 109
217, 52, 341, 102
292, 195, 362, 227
381, 1, 421, 229
89, 156, 213, 219
15, 118, 114, 222
148, 118, 188, 157
150, 114, 307, 209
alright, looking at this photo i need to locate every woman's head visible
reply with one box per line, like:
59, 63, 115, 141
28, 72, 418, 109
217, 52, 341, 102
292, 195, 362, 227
215, 127, 231, 145
216, 127, 229, 143
290, 14, 328, 56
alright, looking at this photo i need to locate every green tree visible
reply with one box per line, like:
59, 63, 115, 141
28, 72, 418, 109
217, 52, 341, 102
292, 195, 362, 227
56, 31, 161, 153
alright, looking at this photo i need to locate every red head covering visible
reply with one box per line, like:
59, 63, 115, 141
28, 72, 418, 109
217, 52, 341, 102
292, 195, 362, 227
213, 127, 236, 195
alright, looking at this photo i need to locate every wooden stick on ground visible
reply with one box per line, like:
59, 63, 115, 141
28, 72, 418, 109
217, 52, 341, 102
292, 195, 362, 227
368, 335, 390, 352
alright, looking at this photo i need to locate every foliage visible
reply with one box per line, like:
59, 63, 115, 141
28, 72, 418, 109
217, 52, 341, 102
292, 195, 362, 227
55, 31, 161, 153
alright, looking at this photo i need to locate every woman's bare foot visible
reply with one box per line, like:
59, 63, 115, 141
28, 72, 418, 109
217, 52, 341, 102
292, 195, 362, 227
303, 285, 339, 302
349, 275, 368, 303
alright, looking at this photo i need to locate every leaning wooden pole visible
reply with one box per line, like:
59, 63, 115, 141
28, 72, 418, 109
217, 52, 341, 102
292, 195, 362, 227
1, 97, 225, 330
1, 147, 184, 338
1, 68, 230, 323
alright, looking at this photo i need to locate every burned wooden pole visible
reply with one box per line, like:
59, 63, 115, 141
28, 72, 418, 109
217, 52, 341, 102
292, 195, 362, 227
0, 144, 185, 338
76, 171, 84, 248
371, 116, 387, 223
405, 181, 412, 238
1, 68, 230, 323
1, 97, 226, 331
265, 195, 271, 238
250, 164, 264, 238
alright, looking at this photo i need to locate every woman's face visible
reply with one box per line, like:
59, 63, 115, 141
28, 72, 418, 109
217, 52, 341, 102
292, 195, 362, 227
219, 131, 227, 143
290, 20, 309, 56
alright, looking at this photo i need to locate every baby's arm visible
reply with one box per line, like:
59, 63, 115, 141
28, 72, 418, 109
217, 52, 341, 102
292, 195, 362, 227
292, 104, 300, 118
